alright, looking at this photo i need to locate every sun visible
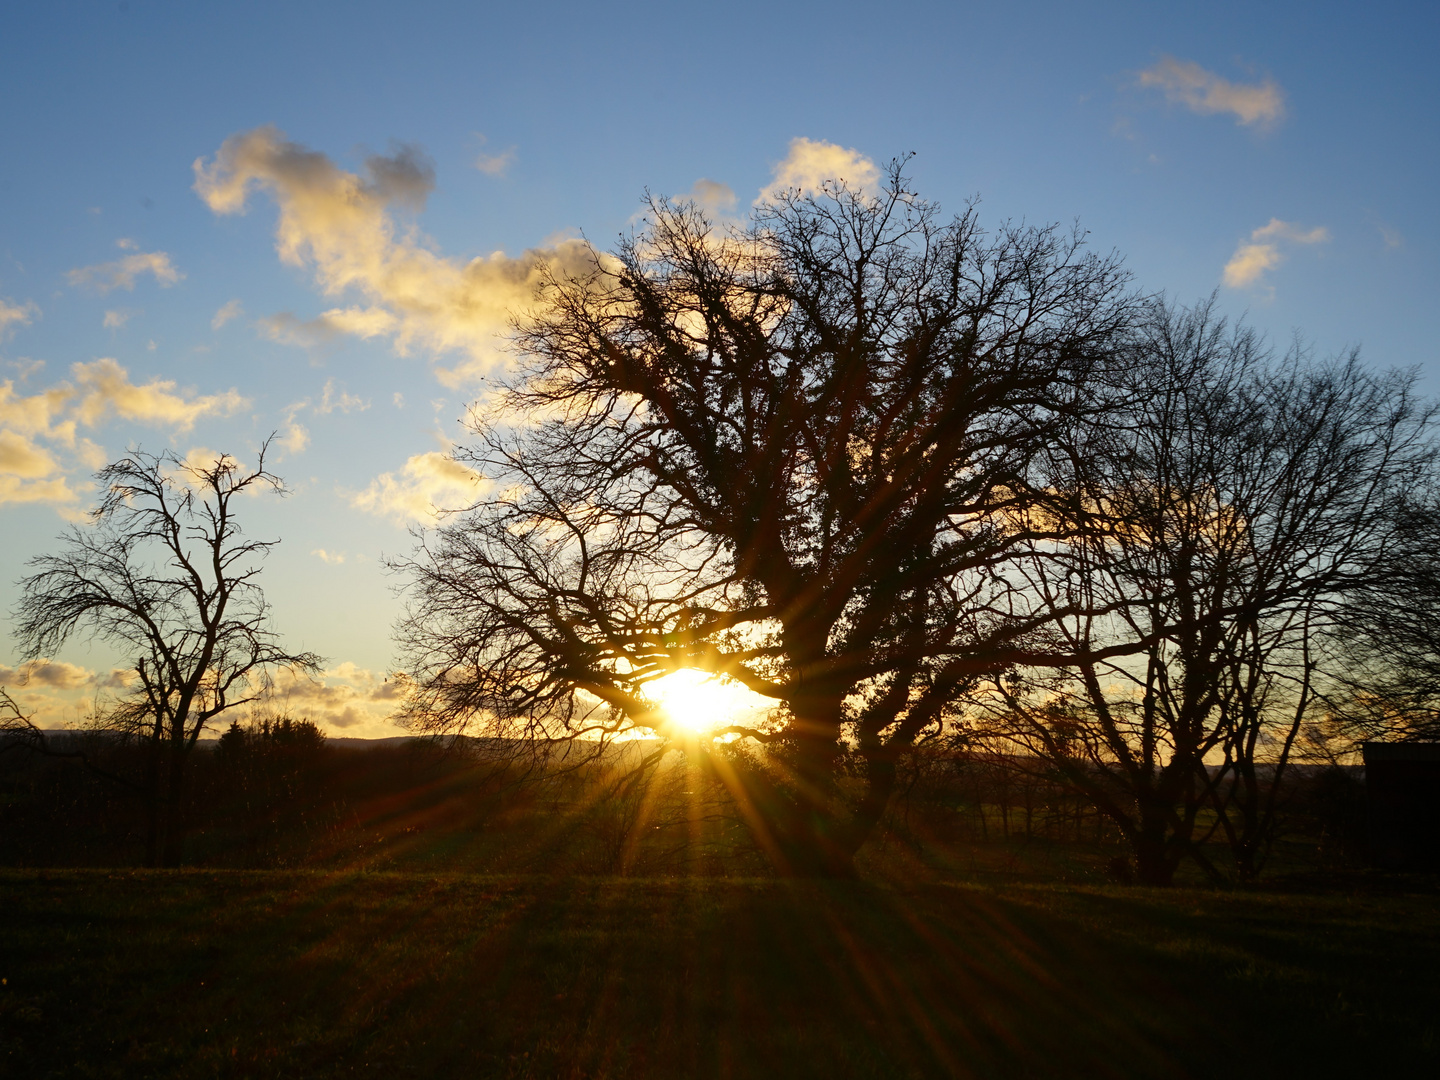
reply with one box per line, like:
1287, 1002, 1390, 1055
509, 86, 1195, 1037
645, 669, 770, 735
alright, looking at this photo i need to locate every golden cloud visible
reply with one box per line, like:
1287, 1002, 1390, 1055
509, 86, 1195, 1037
0, 297, 39, 338
0, 360, 247, 510
211, 299, 244, 329
67, 242, 184, 293
0, 658, 97, 691
1223, 218, 1330, 289
758, 137, 881, 203
194, 126, 598, 385
1138, 56, 1285, 128
350, 449, 486, 525
262, 662, 408, 735
70, 358, 246, 431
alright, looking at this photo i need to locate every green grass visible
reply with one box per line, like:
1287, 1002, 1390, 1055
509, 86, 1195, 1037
2, 870, 1436, 1078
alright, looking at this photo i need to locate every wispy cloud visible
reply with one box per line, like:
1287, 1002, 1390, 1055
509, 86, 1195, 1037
1223, 218, 1330, 289
275, 378, 370, 458
0, 297, 39, 338
194, 126, 596, 385
312, 548, 346, 564
473, 134, 517, 177
211, 298, 244, 329
350, 449, 485, 525
68, 240, 184, 292
102, 309, 133, 329
1138, 56, 1285, 128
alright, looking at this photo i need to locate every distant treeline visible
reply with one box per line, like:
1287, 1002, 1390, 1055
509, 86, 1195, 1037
0, 718, 1368, 881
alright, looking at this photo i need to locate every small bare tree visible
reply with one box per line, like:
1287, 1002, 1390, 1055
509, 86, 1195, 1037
12, 443, 322, 866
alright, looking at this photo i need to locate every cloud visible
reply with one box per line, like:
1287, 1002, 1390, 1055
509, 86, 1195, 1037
1138, 56, 1285, 128
0, 656, 405, 737
70, 358, 246, 431
758, 138, 881, 204
68, 241, 184, 292
275, 377, 369, 458
312, 548, 346, 564
0, 428, 80, 509
315, 377, 368, 415
102, 309, 133, 329
211, 299, 244, 329
0, 297, 39, 338
1222, 218, 1330, 289
350, 449, 485, 524
687, 178, 738, 218
474, 135, 517, 177
0, 658, 96, 691
0, 361, 247, 510
0, 429, 61, 479
262, 662, 409, 735
277, 418, 310, 455
194, 126, 598, 385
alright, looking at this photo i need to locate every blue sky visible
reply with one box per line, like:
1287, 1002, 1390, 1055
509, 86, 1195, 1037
3, 0, 1437, 733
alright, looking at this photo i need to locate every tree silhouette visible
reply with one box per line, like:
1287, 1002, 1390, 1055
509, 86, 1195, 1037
395, 163, 1140, 875
13, 443, 321, 866
966, 300, 1438, 884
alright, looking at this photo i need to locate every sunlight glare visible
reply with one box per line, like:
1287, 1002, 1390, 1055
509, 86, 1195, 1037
646, 669, 769, 735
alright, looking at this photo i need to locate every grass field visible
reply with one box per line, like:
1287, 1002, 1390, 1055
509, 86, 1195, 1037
2, 869, 1436, 1079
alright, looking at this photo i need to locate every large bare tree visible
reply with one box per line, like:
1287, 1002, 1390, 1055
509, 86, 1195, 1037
395, 164, 1141, 875
12, 444, 321, 866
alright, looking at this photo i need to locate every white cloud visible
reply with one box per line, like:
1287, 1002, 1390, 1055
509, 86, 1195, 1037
211, 298, 244, 329
102, 309, 133, 329
350, 449, 485, 524
0, 297, 39, 338
67, 241, 184, 292
194, 126, 598, 385
758, 137, 881, 204
1222, 218, 1330, 289
312, 548, 346, 564
1138, 56, 1285, 128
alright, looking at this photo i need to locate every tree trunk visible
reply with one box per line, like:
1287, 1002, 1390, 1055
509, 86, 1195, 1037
1133, 804, 1176, 886
159, 736, 188, 868
779, 717, 858, 877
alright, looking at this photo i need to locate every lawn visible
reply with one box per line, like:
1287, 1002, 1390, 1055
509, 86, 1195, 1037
1, 869, 1436, 1078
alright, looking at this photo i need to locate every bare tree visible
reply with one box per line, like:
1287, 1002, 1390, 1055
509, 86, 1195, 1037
395, 163, 1142, 875
966, 299, 1438, 883
12, 444, 322, 866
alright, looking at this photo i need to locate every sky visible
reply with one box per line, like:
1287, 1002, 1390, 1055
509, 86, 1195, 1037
2, 0, 1437, 736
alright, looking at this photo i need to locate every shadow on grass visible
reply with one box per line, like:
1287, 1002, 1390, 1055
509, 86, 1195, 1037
2, 871, 1436, 1078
